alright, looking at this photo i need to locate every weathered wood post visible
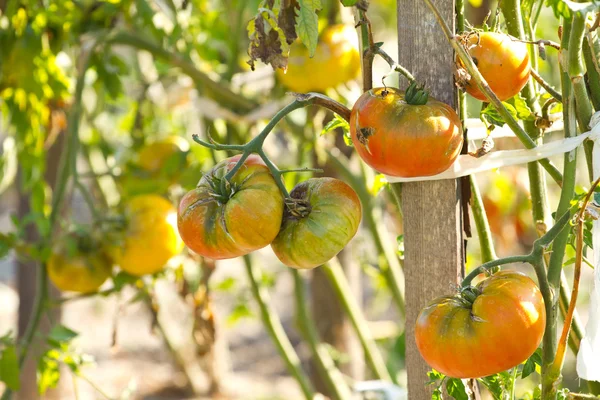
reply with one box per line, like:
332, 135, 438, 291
396, 1, 464, 398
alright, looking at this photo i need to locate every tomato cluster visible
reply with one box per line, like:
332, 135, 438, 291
48, 194, 183, 293
177, 155, 362, 269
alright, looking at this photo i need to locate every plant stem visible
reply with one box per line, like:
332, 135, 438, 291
322, 258, 395, 383
326, 149, 406, 315
1, 37, 104, 400
544, 21, 578, 399
569, 12, 595, 181
192, 93, 351, 198
243, 256, 315, 399
531, 68, 563, 102
462, 209, 573, 288
108, 31, 255, 113
469, 176, 497, 263
461, 255, 533, 287
547, 178, 600, 393
421, 0, 563, 186
292, 270, 353, 400
583, 29, 600, 111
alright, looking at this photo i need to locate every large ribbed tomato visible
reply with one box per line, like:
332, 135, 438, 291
271, 178, 361, 269
349, 85, 463, 177
178, 155, 284, 259
415, 270, 546, 378
462, 32, 531, 101
276, 24, 360, 93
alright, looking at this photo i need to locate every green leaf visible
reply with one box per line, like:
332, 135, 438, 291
479, 371, 512, 400
213, 277, 237, 292
227, 302, 254, 326
427, 369, 444, 385
296, 0, 321, 57
37, 355, 60, 394
446, 378, 468, 400
112, 271, 139, 291
47, 325, 78, 348
340, 0, 358, 5
521, 348, 542, 379
0, 345, 20, 390
321, 113, 350, 136
506, 94, 534, 121
432, 388, 443, 400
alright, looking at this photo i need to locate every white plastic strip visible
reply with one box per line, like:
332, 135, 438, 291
577, 113, 600, 382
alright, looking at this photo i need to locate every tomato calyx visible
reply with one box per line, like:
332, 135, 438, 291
458, 286, 482, 308
404, 81, 429, 105
206, 173, 241, 204
284, 182, 313, 219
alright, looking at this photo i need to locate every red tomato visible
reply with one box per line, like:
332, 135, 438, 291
349, 86, 463, 177
177, 155, 284, 259
415, 270, 546, 378
462, 32, 531, 101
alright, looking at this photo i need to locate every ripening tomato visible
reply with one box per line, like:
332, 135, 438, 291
462, 32, 531, 101
48, 234, 113, 293
276, 24, 360, 93
271, 178, 362, 269
137, 136, 189, 174
178, 155, 284, 259
111, 194, 183, 276
415, 270, 546, 378
350, 85, 463, 177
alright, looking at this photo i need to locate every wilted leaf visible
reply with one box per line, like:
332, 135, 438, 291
37, 355, 60, 394
247, 8, 291, 71
279, 0, 299, 44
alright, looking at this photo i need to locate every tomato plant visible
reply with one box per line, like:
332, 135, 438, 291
415, 270, 546, 378
460, 31, 531, 102
110, 194, 183, 276
177, 154, 285, 260
271, 177, 362, 269
276, 24, 360, 93
349, 84, 463, 177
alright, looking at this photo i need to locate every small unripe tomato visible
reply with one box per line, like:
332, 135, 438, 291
462, 32, 531, 101
415, 270, 546, 378
136, 136, 189, 174
276, 24, 360, 93
271, 178, 362, 269
178, 155, 285, 260
350, 85, 463, 177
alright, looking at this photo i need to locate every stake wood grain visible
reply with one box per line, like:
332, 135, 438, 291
396, 1, 464, 398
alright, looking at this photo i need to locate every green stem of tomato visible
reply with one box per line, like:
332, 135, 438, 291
542, 19, 580, 399
421, 0, 564, 186
326, 149, 406, 316
583, 27, 600, 111
292, 270, 353, 400
569, 12, 595, 181
322, 258, 395, 383
531, 68, 563, 102
469, 176, 497, 263
108, 31, 256, 113
243, 256, 315, 399
462, 209, 572, 289
192, 93, 351, 199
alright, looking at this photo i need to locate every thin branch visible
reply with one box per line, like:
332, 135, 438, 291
531, 68, 563, 102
